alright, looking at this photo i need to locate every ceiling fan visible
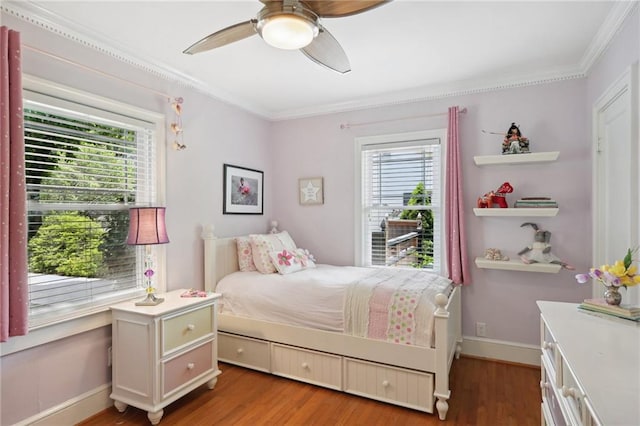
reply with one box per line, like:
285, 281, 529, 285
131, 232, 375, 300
183, 0, 389, 74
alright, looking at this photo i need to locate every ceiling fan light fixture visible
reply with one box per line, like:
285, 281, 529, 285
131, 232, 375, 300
260, 15, 318, 50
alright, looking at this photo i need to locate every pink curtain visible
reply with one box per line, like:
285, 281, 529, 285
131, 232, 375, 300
1, 26, 28, 341
445, 106, 469, 284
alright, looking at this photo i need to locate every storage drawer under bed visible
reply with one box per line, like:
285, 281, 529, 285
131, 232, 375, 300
218, 332, 270, 372
344, 357, 434, 413
271, 343, 343, 390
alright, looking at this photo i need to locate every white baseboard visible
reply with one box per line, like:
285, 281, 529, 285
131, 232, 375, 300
14, 383, 112, 426
461, 335, 540, 366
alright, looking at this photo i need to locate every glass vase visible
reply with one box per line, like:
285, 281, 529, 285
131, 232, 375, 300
604, 286, 622, 306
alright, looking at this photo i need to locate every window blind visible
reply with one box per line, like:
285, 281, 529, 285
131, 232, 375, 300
361, 138, 441, 271
24, 99, 157, 325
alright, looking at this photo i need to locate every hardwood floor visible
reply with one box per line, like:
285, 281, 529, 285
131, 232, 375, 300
78, 357, 540, 426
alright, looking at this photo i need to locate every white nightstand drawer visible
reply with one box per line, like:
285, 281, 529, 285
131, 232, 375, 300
559, 352, 586, 425
218, 332, 270, 372
344, 358, 434, 413
271, 344, 342, 390
162, 340, 215, 398
162, 305, 214, 354
540, 316, 560, 385
541, 356, 567, 426
584, 398, 600, 426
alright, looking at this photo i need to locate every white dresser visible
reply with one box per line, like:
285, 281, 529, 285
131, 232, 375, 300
110, 290, 221, 425
537, 301, 640, 426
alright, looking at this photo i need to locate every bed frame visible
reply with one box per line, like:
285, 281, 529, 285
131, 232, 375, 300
202, 226, 462, 420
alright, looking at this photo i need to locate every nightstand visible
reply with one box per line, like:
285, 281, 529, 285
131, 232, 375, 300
110, 289, 221, 425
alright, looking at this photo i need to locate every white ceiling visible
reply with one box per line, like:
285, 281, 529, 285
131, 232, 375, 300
14, 1, 634, 119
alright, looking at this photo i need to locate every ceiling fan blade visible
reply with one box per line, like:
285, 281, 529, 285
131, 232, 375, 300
183, 20, 258, 54
301, 26, 350, 74
302, 0, 389, 17
259, 0, 389, 17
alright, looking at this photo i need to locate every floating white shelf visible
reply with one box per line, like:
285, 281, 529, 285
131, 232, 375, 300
473, 151, 560, 166
473, 208, 559, 217
474, 257, 562, 273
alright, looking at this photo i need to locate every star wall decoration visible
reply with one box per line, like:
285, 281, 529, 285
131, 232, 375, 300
298, 177, 324, 205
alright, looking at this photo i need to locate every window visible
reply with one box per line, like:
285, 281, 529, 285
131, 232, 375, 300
355, 130, 446, 273
23, 77, 165, 328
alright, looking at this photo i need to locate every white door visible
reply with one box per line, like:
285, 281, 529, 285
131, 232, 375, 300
593, 64, 639, 305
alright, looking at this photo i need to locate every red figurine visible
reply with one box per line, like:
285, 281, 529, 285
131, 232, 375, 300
477, 182, 513, 208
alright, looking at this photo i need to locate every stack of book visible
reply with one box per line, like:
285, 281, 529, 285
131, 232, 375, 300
513, 197, 558, 208
579, 298, 640, 321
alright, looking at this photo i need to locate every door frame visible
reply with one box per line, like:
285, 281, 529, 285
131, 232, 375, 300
591, 63, 639, 302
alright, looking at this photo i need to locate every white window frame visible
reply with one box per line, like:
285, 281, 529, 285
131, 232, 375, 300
0, 76, 166, 355
354, 129, 447, 273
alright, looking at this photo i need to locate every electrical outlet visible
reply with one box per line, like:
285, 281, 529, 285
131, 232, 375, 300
476, 322, 487, 337
107, 346, 112, 367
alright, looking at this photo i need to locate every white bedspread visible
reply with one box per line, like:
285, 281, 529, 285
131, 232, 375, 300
215, 264, 452, 347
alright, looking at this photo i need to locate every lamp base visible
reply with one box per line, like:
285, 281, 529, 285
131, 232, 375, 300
135, 293, 165, 306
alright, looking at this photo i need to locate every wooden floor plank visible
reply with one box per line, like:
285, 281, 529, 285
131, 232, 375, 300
78, 357, 540, 425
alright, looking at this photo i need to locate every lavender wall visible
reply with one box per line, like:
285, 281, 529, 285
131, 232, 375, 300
1, 327, 111, 420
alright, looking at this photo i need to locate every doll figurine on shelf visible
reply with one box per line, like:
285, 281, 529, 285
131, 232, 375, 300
502, 123, 530, 154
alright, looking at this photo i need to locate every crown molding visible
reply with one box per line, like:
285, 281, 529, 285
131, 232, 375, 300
270, 67, 586, 121
2, 0, 634, 122
579, 1, 638, 73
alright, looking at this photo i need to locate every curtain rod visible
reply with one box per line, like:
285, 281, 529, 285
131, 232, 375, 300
23, 44, 173, 101
339, 107, 467, 130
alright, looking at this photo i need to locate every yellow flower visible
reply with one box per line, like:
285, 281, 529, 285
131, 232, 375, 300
609, 261, 628, 277
620, 275, 632, 285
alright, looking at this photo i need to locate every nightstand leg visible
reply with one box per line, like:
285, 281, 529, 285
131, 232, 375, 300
147, 409, 164, 425
207, 376, 218, 390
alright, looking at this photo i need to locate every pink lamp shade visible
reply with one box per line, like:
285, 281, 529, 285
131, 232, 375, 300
127, 207, 169, 245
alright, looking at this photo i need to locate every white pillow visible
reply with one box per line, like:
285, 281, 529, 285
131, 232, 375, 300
269, 249, 303, 275
250, 231, 297, 274
236, 237, 257, 272
269, 248, 317, 275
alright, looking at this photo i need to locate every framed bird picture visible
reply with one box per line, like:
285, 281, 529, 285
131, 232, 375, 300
223, 164, 264, 214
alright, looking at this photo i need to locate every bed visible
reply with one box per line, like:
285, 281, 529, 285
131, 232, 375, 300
202, 225, 462, 420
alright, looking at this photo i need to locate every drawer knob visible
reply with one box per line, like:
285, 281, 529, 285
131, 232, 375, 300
562, 386, 578, 399
382, 380, 390, 388
542, 341, 555, 350
540, 380, 550, 390
236, 348, 244, 354
187, 324, 195, 331
301, 362, 309, 369
187, 362, 195, 370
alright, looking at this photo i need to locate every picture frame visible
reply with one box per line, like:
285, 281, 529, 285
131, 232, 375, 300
298, 177, 324, 205
223, 164, 264, 214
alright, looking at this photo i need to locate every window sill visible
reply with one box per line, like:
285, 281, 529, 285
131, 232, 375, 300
1, 307, 112, 356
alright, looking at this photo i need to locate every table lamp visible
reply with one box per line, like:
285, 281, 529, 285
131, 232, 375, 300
127, 207, 169, 306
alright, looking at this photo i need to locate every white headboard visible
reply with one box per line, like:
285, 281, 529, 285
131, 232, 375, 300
202, 225, 239, 292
